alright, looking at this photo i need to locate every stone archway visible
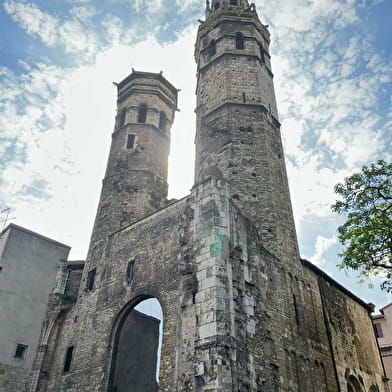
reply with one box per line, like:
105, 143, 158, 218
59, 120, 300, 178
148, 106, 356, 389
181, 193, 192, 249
107, 298, 163, 392
347, 375, 363, 392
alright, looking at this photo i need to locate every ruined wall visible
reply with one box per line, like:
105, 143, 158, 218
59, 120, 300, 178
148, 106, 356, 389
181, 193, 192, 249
35, 176, 388, 392
42, 196, 194, 392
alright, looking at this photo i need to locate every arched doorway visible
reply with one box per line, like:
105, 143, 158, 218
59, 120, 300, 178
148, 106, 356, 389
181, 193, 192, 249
108, 298, 163, 392
347, 375, 363, 392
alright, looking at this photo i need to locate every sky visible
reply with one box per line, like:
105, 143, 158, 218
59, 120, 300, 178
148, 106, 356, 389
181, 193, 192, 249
0, 0, 391, 310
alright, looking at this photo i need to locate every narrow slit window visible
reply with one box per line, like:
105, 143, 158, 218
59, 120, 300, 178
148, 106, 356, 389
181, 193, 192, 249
159, 111, 167, 134
242, 92, 246, 103
127, 134, 135, 149
63, 346, 74, 373
86, 268, 96, 291
259, 45, 265, 63
137, 104, 147, 123
126, 261, 135, 284
293, 295, 300, 326
14, 344, 28, 359
236, 32, 244, 50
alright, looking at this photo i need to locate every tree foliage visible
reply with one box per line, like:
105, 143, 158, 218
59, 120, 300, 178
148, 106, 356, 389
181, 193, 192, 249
332, 160, 392, 290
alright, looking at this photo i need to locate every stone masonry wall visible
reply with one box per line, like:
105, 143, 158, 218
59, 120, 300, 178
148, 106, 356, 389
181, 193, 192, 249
42, 197, 193, 392
303, 262, 388, 391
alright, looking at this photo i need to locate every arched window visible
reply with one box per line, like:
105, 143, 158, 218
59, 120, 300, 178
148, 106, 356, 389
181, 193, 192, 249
354, 335, 367, 371
347, 375, 363, 392
137, 104, 147, 123
236, 32, 244, 49
159, 111, 167, 134
108, 298, 163, 392
214, 1, 220, 10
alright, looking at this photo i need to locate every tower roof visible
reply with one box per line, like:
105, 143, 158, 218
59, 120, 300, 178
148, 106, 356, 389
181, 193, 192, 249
116, 69, 179, 96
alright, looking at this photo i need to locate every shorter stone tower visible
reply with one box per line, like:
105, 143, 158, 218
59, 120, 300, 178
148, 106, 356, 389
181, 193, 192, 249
91, 70, 178, 242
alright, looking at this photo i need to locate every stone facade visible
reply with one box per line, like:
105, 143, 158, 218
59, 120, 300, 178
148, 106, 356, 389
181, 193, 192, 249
28, 1, 387, 391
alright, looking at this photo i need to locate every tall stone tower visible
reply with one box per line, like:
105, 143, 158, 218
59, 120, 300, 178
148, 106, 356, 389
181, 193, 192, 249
91, 70, 178, 242
195, 0, 299, 264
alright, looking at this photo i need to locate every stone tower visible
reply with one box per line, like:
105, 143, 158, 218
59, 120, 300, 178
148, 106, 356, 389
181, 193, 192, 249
91, 70, 178, 242
194, 0, 299, 264
29, 2, 387, 392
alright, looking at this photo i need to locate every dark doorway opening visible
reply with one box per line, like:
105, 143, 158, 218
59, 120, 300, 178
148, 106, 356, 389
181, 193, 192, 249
108, 298, 163, 392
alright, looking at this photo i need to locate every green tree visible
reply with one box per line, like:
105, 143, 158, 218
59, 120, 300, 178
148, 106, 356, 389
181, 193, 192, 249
332, 160, 392, 290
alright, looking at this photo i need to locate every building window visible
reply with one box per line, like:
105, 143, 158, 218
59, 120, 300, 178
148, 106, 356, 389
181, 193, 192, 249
118, 107, 126, 128
63, 346, 74, 373
259, 45, 265, 63
86, 268, 96, 291
375, 322, 384, 338
14, 344, 28, 359
214, 1, 220, 10
127, 134, 135, 149
207, 39, 216, 57
293, 295, 300, 325
126, 260, 135, 284
137, 104, 147, 123
159, 111, 167, 134
230, 0, 237, 4
236, 32, 244, 50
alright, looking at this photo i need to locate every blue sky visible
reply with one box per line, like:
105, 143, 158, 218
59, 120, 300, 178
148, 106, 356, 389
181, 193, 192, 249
0, 0, 391, 309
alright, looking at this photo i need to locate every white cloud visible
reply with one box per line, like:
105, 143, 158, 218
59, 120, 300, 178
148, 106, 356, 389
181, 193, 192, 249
66, 0, 93, 3
309, 235, 337, 266
3, 0, 98, 58
132, 0, 163, 14
257, 0, 358, 33
70, 6, 98, 21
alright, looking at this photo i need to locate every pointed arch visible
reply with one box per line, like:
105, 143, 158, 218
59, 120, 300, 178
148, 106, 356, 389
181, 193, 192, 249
107, 296, 163, 392
354, 335, 367, 371
347, 375, 363, 392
